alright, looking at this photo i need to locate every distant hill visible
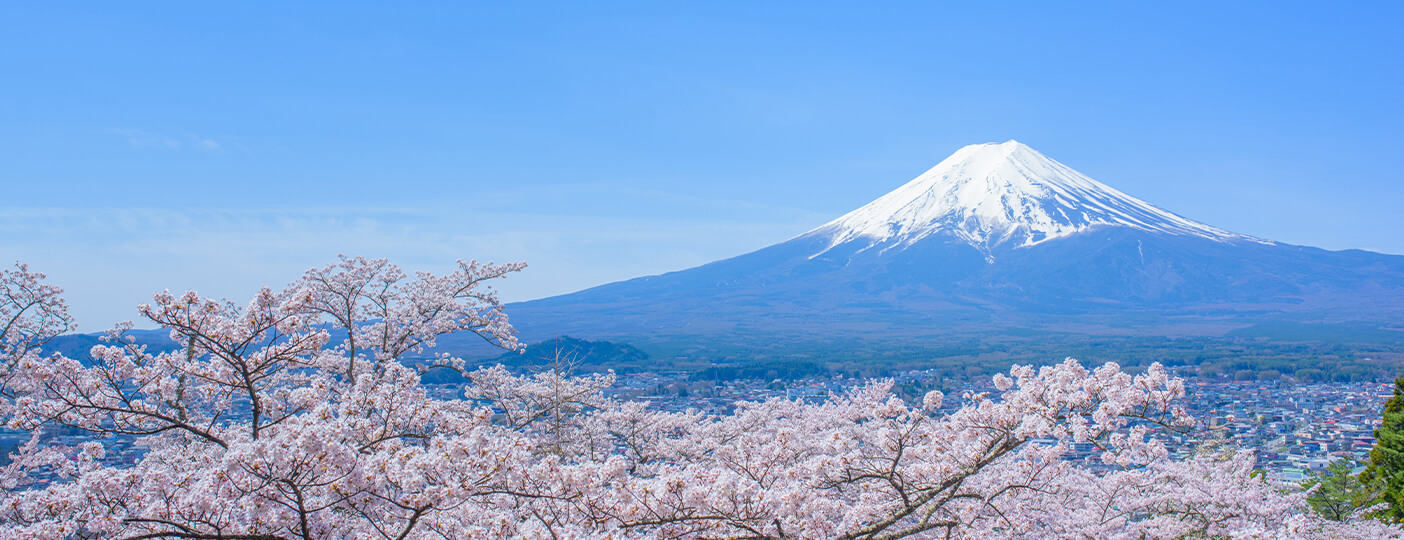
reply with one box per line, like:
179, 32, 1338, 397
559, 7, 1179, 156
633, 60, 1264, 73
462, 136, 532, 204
489, 335, 649, 370
420, 336, 650, 384
42, 328, 181, 362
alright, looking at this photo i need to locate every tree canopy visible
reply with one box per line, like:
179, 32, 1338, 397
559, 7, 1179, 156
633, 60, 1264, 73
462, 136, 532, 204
1364, 375, 1404, 522
0, 259, 1397, 539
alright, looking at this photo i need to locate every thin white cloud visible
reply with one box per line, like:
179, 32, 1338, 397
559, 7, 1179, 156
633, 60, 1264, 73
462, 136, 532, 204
103, 129, 227, 151
108, 129, 181, 149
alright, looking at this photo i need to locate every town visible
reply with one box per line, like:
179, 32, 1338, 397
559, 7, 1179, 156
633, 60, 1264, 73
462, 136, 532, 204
590, 369, 1394, 486
7, 368, 1393, 491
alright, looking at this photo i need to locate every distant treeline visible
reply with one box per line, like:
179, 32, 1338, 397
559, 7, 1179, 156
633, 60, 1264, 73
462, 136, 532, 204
691, 361, 828, 381
639, 332, 1404, 384
41, 327, 1404, 384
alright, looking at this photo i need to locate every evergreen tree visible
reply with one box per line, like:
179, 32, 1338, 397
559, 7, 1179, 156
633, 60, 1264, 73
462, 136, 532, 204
1305, 460, 1384, 521
1363, 375, 1404, 521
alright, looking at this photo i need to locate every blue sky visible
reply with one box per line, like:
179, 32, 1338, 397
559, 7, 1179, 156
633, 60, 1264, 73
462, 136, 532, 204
2, 2, 1401, 329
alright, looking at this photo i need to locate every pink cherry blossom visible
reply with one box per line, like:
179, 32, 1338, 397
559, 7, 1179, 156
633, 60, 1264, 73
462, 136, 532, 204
0, 258, 1395, 539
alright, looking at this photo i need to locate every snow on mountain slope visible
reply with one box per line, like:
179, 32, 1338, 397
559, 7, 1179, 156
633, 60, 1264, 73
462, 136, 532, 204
805, 140, 1260, 258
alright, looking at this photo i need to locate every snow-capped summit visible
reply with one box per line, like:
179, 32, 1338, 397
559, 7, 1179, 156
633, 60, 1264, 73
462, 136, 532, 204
807, 140, 1254, 257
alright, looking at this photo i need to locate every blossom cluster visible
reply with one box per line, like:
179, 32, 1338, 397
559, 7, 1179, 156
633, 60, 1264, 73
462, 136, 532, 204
0, 258, 1395, 539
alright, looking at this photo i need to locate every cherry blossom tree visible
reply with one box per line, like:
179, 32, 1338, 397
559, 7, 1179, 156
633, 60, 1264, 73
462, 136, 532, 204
0, 258, 1397, 539
1, 263, 75, 370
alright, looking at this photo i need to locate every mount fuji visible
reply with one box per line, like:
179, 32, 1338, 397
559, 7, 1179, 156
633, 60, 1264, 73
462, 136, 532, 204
500, 141, 1404, 345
